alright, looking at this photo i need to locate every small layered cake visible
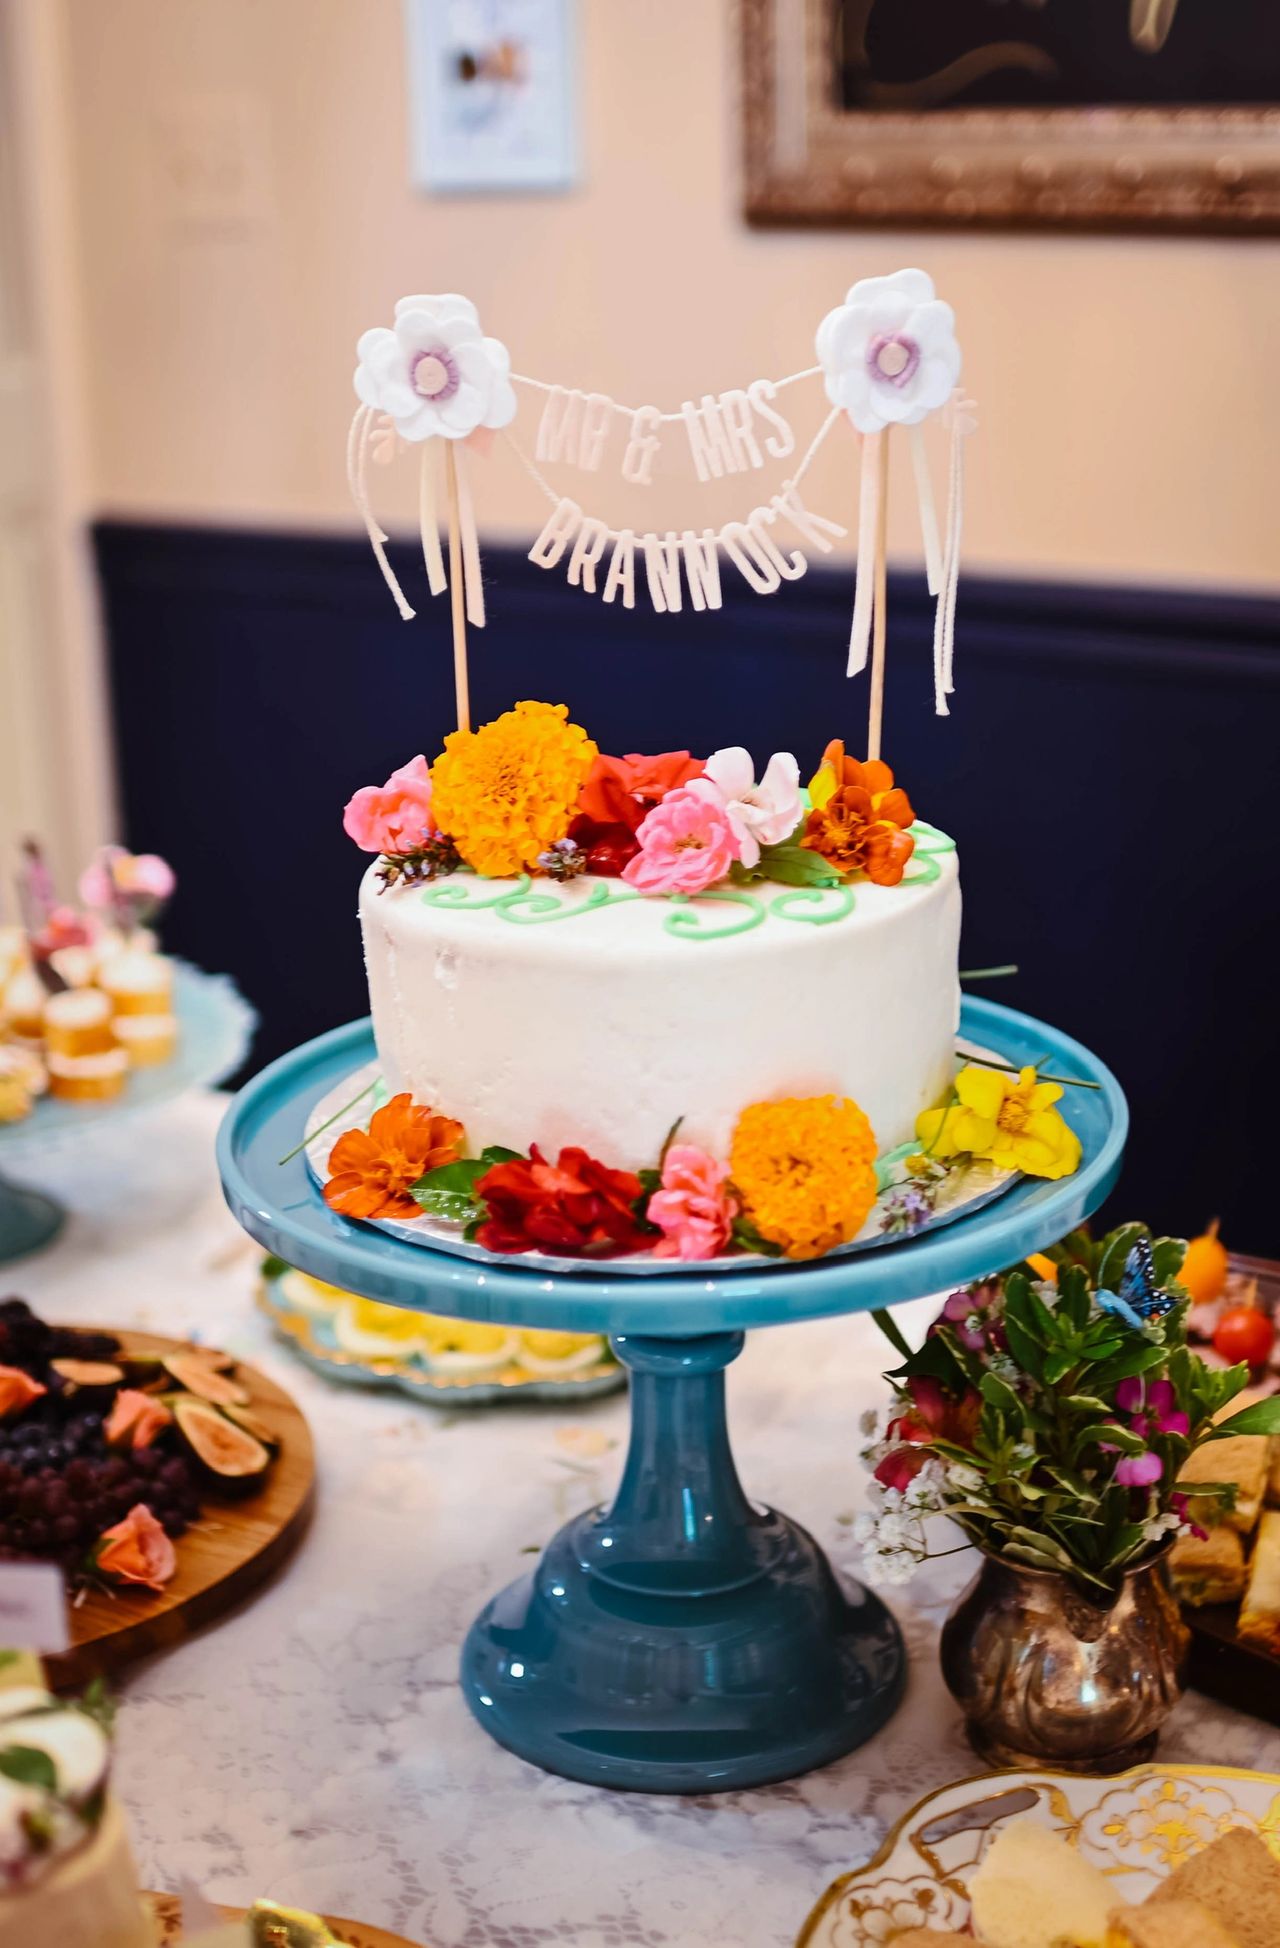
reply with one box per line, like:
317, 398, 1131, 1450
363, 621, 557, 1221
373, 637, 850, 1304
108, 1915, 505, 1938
0, 1667, 151, 1948
43, 989, 129, 1103
1, 966, 47, 1049
99, 950, 178, 1067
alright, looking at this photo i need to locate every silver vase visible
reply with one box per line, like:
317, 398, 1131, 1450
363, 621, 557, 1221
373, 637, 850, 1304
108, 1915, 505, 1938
939, 1545, 1190, 1773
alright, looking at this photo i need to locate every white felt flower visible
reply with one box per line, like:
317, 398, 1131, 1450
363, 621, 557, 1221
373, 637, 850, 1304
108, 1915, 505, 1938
816, 268, 961, 434
354, 294, 517, 443
701, 747, 802, 869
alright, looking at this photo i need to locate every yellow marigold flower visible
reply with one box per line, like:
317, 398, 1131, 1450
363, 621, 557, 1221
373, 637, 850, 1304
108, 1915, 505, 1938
730, 1094, 878, 1262
916, 1064, 1082, 1181
430, 700, 597, 878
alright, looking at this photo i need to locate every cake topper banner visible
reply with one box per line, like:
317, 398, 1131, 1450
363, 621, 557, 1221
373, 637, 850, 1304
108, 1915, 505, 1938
348, 270, 975, 751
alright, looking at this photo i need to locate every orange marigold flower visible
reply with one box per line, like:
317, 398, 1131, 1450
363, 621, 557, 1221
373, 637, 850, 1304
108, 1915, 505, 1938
730, 1094, 878, 1261
430, 700, 598, 878
801, 743, 916, 886
324, 1092, 465, 1221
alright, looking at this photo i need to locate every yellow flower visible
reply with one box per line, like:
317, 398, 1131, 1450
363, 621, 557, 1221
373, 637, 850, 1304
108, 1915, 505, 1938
430, 701, 597, 878
730, 1094, 878, 1261
916, 1064, 1082, 1181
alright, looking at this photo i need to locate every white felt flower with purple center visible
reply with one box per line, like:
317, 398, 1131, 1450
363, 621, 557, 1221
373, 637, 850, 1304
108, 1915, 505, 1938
816, 269, 961, 435
354, 294, 517, 443
701, 746, 802, 869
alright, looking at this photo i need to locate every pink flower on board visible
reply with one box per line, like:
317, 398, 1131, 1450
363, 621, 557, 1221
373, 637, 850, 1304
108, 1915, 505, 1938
700, 747, 802, 868
621, 782, 742, 896
647, 1144, 739, 1261
343, 756, 435, 856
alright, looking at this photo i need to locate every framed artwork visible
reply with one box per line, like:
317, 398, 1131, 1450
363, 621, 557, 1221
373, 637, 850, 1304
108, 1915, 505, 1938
405, 0, 577, 193
742, 0, 1280, 232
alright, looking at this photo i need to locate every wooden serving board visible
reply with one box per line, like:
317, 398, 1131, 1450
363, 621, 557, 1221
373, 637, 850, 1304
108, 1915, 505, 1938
147, 1892, 422, 1946
48, 1330, 315, 1690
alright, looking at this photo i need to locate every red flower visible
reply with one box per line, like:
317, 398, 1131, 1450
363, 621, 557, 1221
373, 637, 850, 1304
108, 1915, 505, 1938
474, 1145, 651, 1256
569, 750, 703, 875
874, 1375, 981, 1490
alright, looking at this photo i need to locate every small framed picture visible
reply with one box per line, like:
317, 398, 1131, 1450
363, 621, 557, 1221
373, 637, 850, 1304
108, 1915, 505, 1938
405, 0, 578, 193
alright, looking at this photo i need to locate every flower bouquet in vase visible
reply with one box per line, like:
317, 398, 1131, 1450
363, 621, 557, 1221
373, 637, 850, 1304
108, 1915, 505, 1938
859, 1222, 1280, 1773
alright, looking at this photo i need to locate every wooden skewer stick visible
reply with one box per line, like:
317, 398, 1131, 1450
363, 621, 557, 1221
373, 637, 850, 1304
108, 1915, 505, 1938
444, 441, 471, 734
867, 430, 891, 762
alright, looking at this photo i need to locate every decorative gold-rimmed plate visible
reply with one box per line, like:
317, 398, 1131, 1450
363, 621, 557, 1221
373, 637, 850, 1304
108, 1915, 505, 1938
257, 1261, 625, 1405
798, 1763, 1280, 1947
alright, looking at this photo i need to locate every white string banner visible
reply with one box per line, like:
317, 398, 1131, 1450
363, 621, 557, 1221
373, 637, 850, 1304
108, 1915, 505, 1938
347, 271, 974, 734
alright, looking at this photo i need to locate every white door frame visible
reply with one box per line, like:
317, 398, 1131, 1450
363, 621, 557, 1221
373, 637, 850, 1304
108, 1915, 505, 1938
0, 0, 116, 905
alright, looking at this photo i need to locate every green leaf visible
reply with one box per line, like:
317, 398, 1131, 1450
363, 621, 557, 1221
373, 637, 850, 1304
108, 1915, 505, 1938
1209, 1398, 1280, 1439
260, 1254, 290, 1282
980, 1371, 1023, 1420
1075, 1420, 1144, 1456
657, 1118, 684, 1166
1062, 1395, 1112, 1416
1089, 1343, 1169, 1391
871, 1309, 914, 1361
1057, 1264, 1091, 1333
729, 1213, 783, 1257
635, 1168, 662, 1200
755, 843, 845, 888
1042, 1350, 1079, 1387
1096, 1223, 1148, 1294
1002, 1313, 1044, 1380
410, 1185, 484, 1224
0, 1745, 56, 1790
1150, 1236, 1189, 1288
415, 1158, 489, 1195
478, 1145, 523, 1166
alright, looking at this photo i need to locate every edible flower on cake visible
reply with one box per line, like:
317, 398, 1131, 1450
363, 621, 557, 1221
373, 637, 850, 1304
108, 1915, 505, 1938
621, 781, 741, 895
646, 1143, 739, 1260
429, 699, 598, 877
323, 1092, 465, 1220
802, 745, 915, 886
699, 746, 802, 867
473, 1145, 652, 1256
916, 1063, 1081, 1181
729, 1095, 879, 1261
341, 754, 435, 858
567, 747, 704, 874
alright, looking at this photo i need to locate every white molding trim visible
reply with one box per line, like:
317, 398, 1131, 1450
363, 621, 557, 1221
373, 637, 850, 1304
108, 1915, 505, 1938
0, 0, 116, 898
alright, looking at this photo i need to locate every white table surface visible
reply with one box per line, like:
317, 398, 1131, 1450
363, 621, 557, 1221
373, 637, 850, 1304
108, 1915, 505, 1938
9, 1092, 1280, 1948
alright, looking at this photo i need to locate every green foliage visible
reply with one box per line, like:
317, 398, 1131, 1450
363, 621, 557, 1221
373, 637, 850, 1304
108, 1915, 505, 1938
870, 1220, 1245, 1597
0, 1745, 57, 1790
409, 1145, 523, 1225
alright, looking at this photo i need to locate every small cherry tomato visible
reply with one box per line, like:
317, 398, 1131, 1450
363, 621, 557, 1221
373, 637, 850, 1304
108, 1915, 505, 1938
1213, 1305, 1276, 1370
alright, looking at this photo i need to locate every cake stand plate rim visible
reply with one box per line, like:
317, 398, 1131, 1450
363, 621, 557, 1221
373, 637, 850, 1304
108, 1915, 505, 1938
216, 1001, 1127, 1335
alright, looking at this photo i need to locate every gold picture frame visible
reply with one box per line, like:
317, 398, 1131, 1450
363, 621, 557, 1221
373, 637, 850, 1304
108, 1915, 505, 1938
742, 0, 1280, 233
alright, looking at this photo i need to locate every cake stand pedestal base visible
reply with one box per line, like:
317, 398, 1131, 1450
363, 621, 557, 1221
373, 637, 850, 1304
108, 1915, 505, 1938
461, 1330, 905, 1793
0, 1173, 65, 1265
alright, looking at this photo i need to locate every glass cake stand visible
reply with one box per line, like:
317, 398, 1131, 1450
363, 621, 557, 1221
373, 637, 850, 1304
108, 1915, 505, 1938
0, 964, 257, 1264
217, 999, 1126, 1794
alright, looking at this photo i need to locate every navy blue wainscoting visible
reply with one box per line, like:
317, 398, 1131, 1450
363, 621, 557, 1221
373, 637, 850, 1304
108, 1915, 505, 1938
93, 522, 1280, 1253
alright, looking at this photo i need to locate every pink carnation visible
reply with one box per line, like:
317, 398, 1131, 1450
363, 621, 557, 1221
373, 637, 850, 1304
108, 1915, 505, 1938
343, 756, 434, 856
621, 781, 741, 896
647, 1144, 738, 1260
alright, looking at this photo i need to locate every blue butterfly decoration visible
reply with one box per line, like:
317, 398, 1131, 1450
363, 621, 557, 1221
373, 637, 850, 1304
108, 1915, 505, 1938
1096, 1238, 1178, 1333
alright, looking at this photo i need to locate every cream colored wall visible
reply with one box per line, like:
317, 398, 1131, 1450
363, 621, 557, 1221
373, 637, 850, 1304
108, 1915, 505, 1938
62, 0, 1279, 588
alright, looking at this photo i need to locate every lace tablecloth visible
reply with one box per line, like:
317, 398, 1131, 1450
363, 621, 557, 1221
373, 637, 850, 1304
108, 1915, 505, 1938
12, 1095, 1280, 1948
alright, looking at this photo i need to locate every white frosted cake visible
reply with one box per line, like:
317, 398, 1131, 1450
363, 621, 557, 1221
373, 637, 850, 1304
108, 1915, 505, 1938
329, 707, 971, 1264
359, 846, 960, 1171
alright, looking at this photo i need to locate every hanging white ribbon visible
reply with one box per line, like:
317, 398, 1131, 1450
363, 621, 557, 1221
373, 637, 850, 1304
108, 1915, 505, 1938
452, 442, 487, 629
417, 445, 446, 598
847, 432, 879, 677
909, 423, 944, 598
346, 405, 415, 622
932, 393, 977, 716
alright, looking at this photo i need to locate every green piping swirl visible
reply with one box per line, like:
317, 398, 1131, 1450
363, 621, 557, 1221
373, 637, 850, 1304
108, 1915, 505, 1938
421, 874, 533, 912
663, 890, 766, 940
497, 881, 642, 924
769, 884, 857, 926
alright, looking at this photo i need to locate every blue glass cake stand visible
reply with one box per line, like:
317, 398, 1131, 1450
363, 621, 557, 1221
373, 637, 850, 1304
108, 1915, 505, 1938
217, 1000, 1126, 1794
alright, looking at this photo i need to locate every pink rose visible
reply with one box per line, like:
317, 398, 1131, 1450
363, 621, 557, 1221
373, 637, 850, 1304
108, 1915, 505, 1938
647, 1144, 739, 1261
343, 756, 435, 856
621, 782, 741, 896
95, 1503, 177, 1592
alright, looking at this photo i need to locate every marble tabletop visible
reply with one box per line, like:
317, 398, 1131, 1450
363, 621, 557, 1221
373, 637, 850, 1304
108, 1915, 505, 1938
10, 1094, 1280, 1948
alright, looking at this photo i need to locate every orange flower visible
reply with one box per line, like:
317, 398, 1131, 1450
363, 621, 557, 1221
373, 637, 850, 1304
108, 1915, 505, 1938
105, 1388, 174, 1451
0, 1365, 47, 1418
324, 1092, 465, 1221
801, 743, 916, 887
96, 1503, 176, 1592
